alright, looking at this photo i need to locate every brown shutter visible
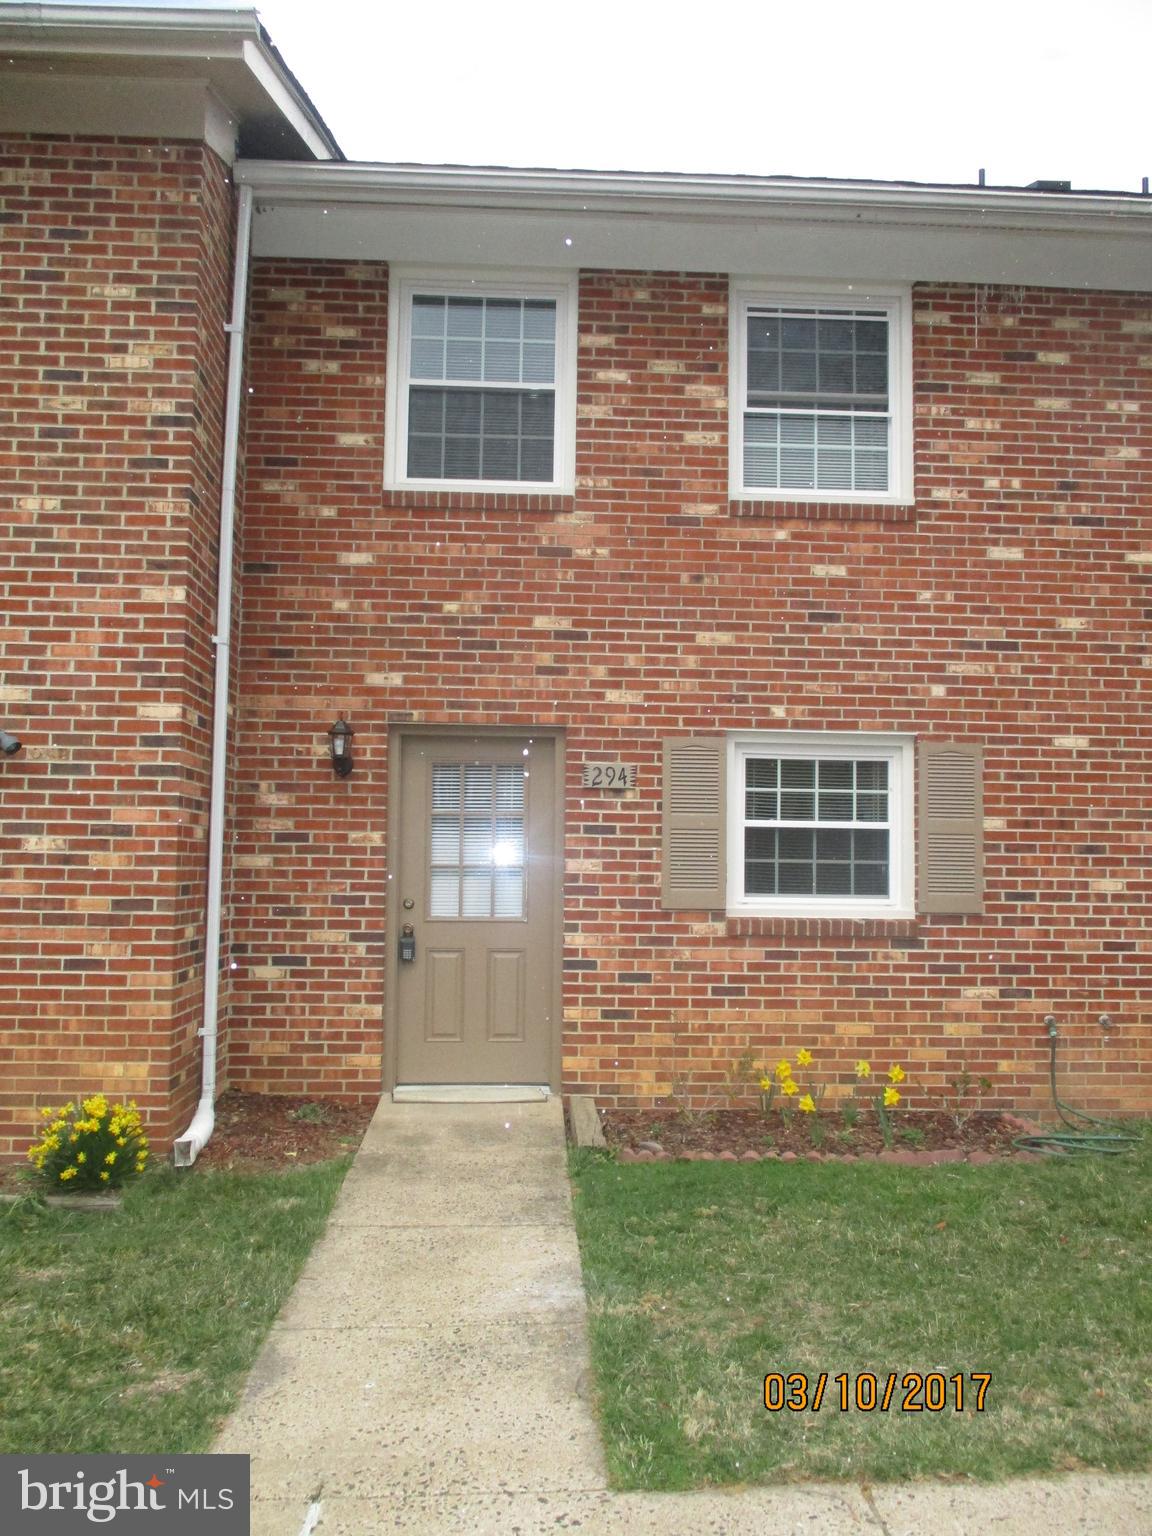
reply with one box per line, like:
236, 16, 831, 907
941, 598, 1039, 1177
918, 741, 984, 915
661, 738, 727, 909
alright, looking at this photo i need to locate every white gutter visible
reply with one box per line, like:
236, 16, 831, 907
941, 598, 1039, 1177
173, 181, 253, 1168
234, 161, 1152, 231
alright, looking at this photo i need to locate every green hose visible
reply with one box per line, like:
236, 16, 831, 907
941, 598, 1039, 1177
1012, 1020, 1139, 1156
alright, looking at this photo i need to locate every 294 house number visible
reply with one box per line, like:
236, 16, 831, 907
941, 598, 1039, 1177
581, 763, 636, 790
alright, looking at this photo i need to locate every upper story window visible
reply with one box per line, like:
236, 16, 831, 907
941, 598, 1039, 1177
730, 283, 913, 504
385, 270, 578, 493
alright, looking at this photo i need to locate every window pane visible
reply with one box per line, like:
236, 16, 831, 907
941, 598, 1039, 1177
778, 859, 815, 895
445, 296, 483, 337
816, 829, 852, 860
430, 816, 460, 865
410, 337, 445, 380
446, 337, 483, 379
430, 870, 459, 918
520, 439, 553, 481
462, 817, 493, 864
464, 766, 493, 811
522, 300, 556, 340
777, 828, 814, 861
856, 761, 888, 791
854, 861, 889, 896
408, 435, 443, 478
482, 437, 518, 481
854, 829, 889, 861
485, 299, 522, 339
484, 339, 521, 383
493, 869, 525, 918
815, 861, 852, 895
522, 341, 555, 383
443, 435, 481, 479
461, 869, 491, 918
412, 296, 447, 337
780, 760, 815, 788
494, 765, 525, 812
408, 389, 444, 434
406, 387, 555, 483
431, 765, 462, 811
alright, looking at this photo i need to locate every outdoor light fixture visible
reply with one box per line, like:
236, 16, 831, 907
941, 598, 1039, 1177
327, 716, 354, 778
0, 730, 22, 757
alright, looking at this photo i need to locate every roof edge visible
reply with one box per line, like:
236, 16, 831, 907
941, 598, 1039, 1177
235, 160, 1152, 230
0, 4, 343, 160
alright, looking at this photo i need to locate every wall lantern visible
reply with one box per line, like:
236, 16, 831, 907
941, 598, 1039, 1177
327, 716, 355, 779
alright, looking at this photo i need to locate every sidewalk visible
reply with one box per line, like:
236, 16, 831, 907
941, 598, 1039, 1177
214, 1098, 1152, 1535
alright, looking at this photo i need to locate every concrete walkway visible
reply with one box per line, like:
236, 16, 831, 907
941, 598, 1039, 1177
214, 1099, 1152, 1535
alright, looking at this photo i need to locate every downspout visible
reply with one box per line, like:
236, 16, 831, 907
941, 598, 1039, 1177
173, 182, 254, 1167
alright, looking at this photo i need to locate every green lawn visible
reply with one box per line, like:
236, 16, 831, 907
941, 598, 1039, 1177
569, 1135, 1152, 1489
0, 1159, 350, 1454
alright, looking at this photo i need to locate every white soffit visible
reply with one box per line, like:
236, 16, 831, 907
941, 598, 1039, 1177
0, 6, 340, 162
240, 166, 1152, 291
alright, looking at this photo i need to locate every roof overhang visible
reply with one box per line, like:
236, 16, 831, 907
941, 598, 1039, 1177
0, 5, 341, 162
237, 162, 1152, 291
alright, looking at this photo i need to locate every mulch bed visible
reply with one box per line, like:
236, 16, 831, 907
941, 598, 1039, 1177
193, 1091, 376, 1171
598, 1106, 1043, 1164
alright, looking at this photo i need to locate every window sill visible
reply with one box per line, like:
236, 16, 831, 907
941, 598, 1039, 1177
386, 489, 575, 514
726, 916, 922, 940
729, 498, 917, 523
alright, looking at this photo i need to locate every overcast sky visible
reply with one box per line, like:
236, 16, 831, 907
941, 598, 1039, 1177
253, 0, 1152, 191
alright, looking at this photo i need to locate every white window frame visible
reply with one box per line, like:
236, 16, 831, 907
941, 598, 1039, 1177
727, 732, 915, 918
385, 267, 578, 494
729, 280, 913, 505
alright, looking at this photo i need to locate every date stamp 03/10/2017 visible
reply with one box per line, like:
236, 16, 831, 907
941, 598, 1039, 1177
764, 1372, 992, 1414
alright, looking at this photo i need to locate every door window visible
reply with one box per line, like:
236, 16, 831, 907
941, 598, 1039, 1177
429, 763, 526, 919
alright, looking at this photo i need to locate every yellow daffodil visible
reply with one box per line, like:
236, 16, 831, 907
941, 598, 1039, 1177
796, 1049, 813, 1068
884, 1086, 901, 1108
775, 1060, 792, 1082
783, 1078, 800, 1097
888, 1064, 906, 1084
798, 1093, 816, 1113
104, 1152, 116, 1165
759, 1076, 773, 1092
75, 1152, 86, 1164
59, 1168, 78, 1181
855, 1060, 871, 1079
99, 1171, 110, 1183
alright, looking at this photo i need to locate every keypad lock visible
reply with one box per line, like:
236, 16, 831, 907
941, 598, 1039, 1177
398, 924, 416, 963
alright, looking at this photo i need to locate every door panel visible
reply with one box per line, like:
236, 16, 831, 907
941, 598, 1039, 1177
426, 949, 464, 1041
395, 735, 557, 1084
487, 950, 526, 1042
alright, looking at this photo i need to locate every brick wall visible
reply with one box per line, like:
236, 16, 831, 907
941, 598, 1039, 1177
0, 135, 234, 1158
230, 261, 1151, 1119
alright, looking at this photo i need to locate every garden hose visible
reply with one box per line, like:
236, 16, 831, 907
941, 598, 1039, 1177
1012, 1019, 1139, 1157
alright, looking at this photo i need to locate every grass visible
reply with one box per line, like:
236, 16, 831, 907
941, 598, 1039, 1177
569, 1132, 1152, 1490
0, 1158, 351, 1454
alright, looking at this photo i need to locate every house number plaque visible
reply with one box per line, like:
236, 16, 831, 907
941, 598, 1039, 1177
581, 763, 636, 791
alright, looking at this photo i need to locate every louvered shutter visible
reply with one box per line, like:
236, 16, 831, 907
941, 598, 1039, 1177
918, 741, 984, 915
661, 738, 726, 909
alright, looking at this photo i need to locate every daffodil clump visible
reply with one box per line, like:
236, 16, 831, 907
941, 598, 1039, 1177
28, 1095, 149, 1191
758, 1048, 825, 1132
855, 1060, 908, 1146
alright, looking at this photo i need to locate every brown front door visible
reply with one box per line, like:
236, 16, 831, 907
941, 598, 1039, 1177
394, 734, 558, 1085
